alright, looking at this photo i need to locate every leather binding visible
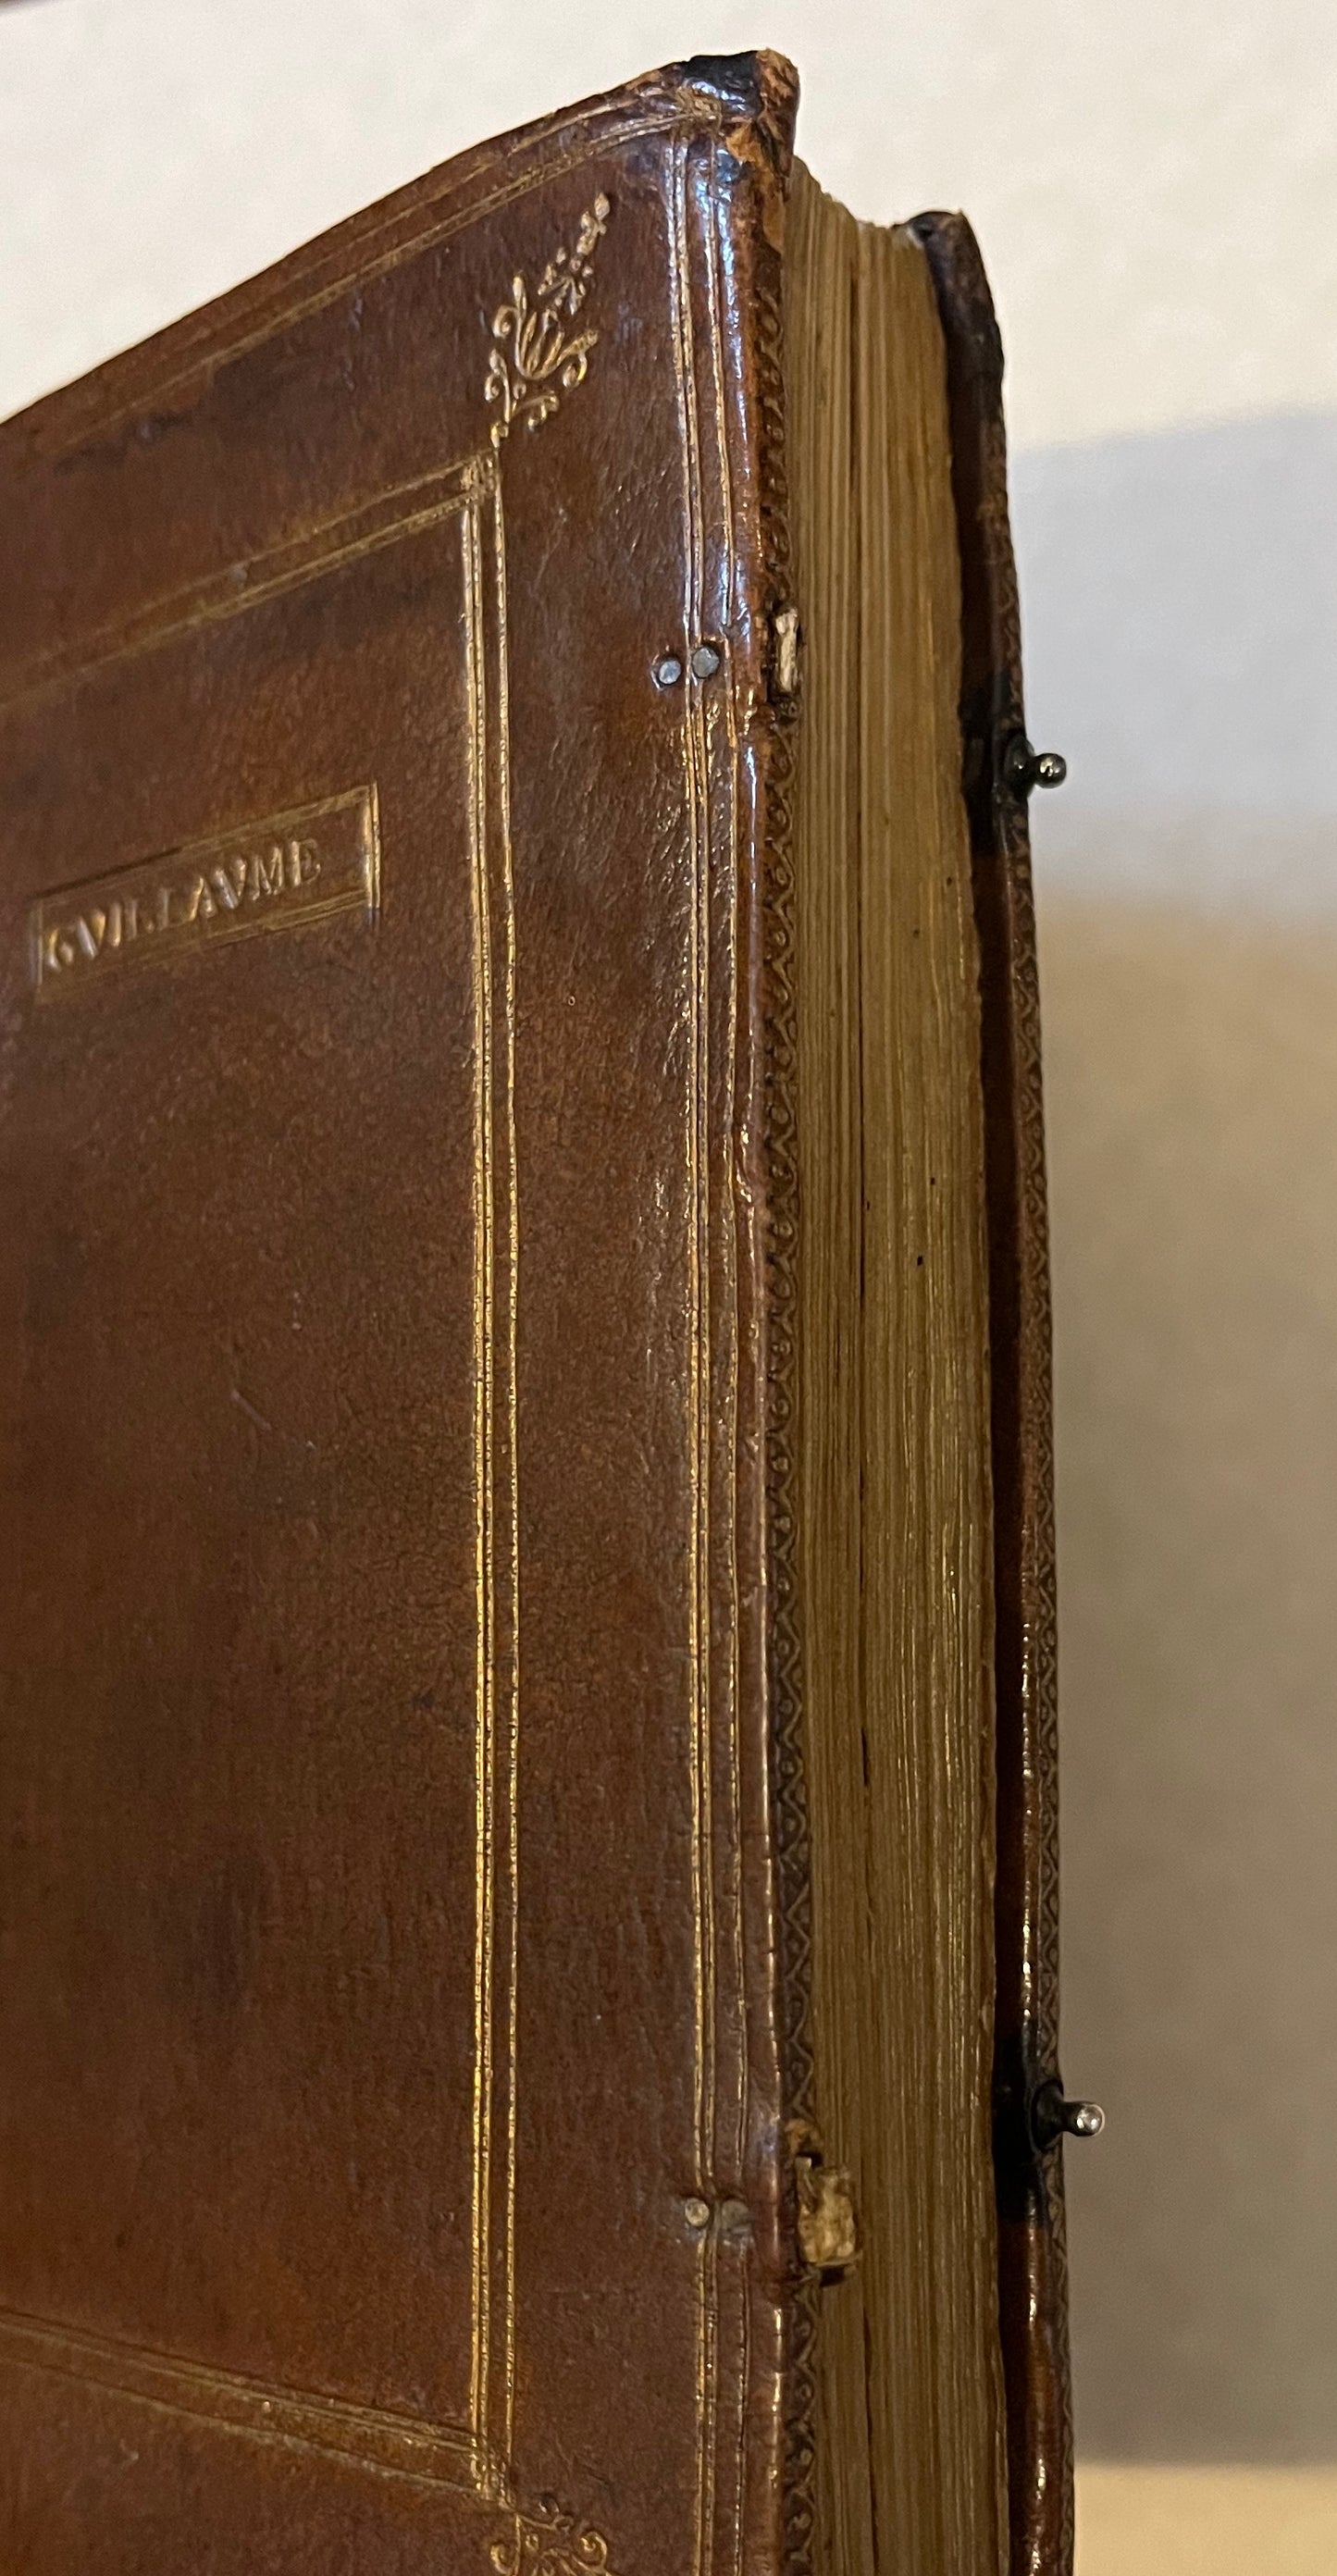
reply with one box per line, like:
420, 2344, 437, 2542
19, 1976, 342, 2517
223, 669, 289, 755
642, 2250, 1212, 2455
0, 53, 1071, 2574
910, 211, 1074, 2576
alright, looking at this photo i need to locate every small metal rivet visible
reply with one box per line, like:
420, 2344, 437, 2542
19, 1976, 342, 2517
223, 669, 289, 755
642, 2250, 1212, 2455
684, 2196, 711, 2231
1067, 2100, 1106, 2138
689, 642, 722, 681
653, 653, 684, 687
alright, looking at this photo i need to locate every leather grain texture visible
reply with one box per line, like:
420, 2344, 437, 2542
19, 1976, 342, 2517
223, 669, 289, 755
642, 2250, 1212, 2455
0, 52, 803, 2576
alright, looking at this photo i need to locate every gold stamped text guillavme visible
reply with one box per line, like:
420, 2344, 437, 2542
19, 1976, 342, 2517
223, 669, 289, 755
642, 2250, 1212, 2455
29, 784, 380, 1000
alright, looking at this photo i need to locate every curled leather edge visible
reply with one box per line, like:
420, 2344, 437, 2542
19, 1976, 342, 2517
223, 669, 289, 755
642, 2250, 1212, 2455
910, 211, 1075, 2576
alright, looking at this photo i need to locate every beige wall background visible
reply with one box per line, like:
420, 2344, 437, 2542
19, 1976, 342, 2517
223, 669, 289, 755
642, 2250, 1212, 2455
4, 4, 1335, 2565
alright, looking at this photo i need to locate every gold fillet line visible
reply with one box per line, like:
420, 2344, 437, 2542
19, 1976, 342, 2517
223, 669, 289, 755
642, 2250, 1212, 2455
464, 457, 521, 2492
0, 2308, 485, 2492
669, 131, 720, 2576
702, 150, 751, 2576
0, 459, 482, 720
466, 472, 498, 2465
1, 463, 514, 2502
491, 469, 522, 2474
31, 102, 716, 469
704, 152, 747, 2201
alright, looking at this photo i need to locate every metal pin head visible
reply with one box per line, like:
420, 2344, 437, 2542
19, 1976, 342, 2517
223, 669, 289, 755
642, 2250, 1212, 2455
1003, 733, 1068, 797
1029, 2075, 1106, 2151
683, 2196, 711, 2231
653, 653, 684, 688
689, 642, 722, 681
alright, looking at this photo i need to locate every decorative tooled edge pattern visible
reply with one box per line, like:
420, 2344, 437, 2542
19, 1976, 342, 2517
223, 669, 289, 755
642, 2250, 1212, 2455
748, 145, 822, 2576
490, 2496, 620, 2576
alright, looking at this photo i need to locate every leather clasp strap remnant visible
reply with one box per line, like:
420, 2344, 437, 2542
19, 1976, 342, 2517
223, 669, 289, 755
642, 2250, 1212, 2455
791, 2131, 860, 2274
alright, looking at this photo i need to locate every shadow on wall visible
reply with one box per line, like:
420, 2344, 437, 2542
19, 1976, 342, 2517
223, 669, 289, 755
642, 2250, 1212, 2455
1010, 415, 1337, 2464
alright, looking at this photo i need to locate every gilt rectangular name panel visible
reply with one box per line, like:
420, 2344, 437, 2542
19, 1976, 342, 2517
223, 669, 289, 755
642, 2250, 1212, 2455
30, 785, 379, 1000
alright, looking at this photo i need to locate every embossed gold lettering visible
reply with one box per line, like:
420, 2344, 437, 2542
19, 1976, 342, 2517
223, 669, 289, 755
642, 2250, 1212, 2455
209, 857, 248, 911
249, 846, 285, 901
30, 786, 378, 1002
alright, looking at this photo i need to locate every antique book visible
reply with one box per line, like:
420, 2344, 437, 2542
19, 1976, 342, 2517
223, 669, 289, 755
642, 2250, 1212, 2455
0, 50, 1072, 2576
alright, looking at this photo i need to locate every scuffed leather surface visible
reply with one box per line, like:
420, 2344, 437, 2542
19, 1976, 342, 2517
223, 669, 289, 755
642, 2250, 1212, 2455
0, 53, 801, 2576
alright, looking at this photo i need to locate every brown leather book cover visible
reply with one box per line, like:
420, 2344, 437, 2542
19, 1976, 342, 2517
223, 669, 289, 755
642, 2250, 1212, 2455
0, 52, 1070, 2575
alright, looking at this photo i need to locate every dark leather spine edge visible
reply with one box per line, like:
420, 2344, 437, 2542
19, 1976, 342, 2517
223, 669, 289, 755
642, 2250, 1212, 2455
909, 210, 1075, 2576
686, 51, 820, 2576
